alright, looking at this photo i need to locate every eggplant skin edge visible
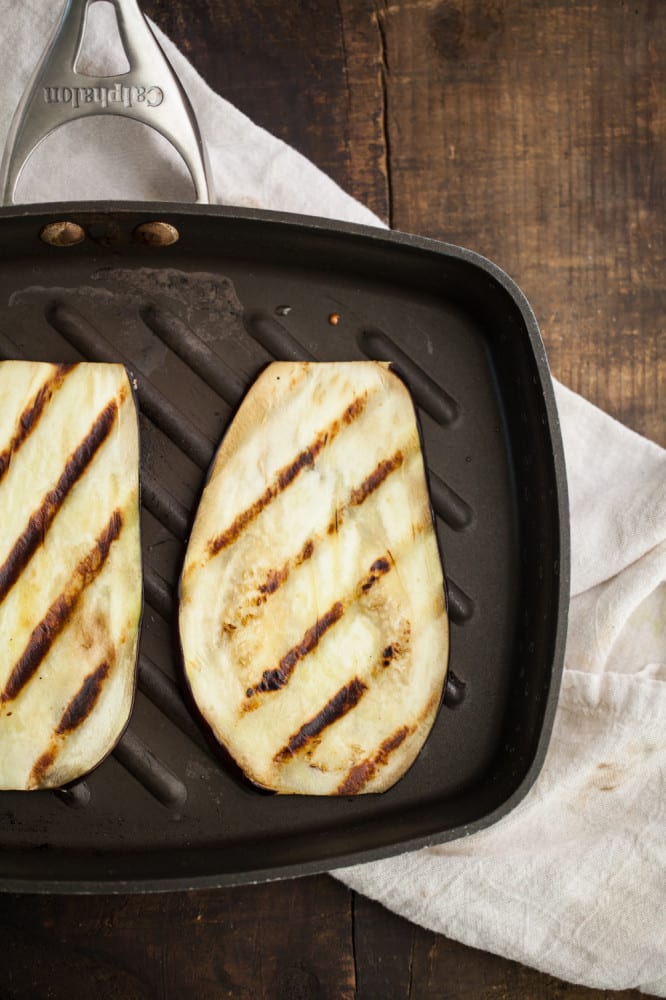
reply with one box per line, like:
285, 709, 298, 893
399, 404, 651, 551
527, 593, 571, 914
179, 360, 449, 796
0, 361, 142, 791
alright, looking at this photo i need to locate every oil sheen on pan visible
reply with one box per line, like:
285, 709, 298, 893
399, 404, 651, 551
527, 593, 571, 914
0, 361, 142, 790
179, 361, 450, 795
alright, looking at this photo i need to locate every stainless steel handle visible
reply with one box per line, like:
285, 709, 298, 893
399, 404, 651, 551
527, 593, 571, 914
1, 0, 211, 205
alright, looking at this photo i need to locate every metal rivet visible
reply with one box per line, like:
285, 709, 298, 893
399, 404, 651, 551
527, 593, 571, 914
328, 312, 341, 326
133, 221, 180, 247
39, 221, 86, 247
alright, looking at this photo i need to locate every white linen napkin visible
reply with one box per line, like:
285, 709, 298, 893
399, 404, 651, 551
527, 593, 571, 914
2, 3, 665, 995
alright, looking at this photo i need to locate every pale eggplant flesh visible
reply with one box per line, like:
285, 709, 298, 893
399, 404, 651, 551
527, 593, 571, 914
179, 361, 449, 795
0, 362, 141, 790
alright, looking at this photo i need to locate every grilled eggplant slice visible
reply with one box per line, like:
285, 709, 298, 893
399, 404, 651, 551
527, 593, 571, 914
0, 361, 141, 790
179, 361, 449, 795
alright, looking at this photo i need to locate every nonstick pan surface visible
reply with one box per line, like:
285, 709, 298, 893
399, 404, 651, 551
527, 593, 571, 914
0, 203, 569, 891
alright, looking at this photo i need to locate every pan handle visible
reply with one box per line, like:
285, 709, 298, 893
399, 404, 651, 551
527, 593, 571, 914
0, 0, 211, 206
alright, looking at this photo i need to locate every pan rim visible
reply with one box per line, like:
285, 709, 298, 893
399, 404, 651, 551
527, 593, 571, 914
0, 202, 570, 891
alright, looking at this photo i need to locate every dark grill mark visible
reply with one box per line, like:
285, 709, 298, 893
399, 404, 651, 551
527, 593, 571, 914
209, 440, 327, 556
360, 556, 392, 594
325, 450, 404, 537
0, 398, 118, 605
277, 442, 320, 490
336, 758, 374, 796
350, 450, 404, 507
208, 484, 278, 556
29, 748, 56, 786
273, 676, 367, 763
207, 393, 369, 557
366, 636, 408, 680
248, 601, 344, 696
0, 509, 123, 705
56, 659, 112, 734
258, 566, 288, 597
379, 725, 410, 758
381, 644, 398, 667
0, 364, 73, 483
336, 725, 410, 795
255, 538, 315, 605
342, 395, 367, 425
296, 538, 314, 564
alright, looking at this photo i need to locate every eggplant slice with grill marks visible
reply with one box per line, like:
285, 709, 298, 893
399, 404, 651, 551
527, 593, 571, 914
179, 361, 449, 795
0, 361, 141, 790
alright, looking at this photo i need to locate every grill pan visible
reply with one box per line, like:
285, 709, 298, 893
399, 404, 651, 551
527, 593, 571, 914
0, 1, 569, 893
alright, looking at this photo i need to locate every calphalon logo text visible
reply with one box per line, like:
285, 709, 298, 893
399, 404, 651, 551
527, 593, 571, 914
43, 83, 164, 109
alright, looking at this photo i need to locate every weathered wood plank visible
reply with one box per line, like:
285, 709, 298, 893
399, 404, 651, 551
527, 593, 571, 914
2, 875, 355, 1000
142, 0, 388, 218
378, 0, 664, 444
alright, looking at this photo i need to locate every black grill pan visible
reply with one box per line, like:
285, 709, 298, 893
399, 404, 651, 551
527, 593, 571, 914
0, 203, 569, 892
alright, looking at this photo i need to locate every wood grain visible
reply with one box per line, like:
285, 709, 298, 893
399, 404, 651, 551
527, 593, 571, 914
375, 0, 665, 445
143, 0, 388, 218
2, 877, 355, 1000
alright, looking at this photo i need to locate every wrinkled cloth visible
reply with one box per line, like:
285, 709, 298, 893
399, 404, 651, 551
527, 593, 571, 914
1, 3, 664, 995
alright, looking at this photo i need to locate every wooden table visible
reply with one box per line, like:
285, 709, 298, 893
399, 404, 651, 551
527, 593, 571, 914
4, 2, 663, 998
